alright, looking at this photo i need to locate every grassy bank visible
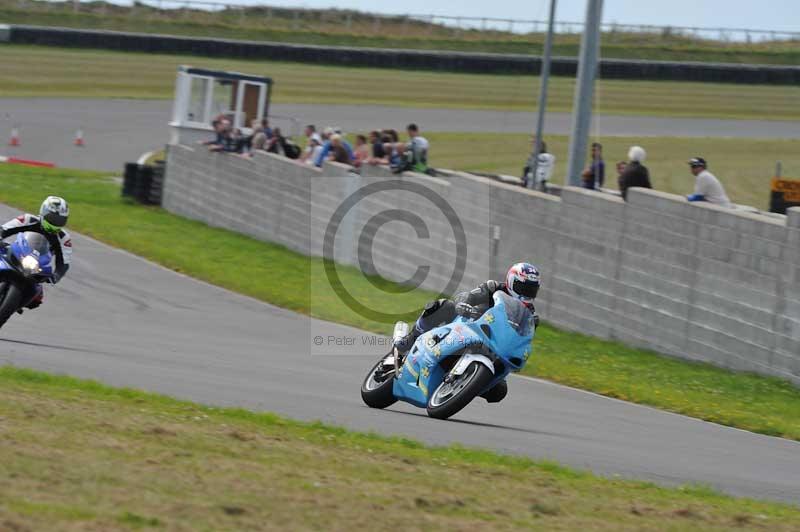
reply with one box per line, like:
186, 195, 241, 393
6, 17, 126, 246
3, 0, 800, 64
3, 366, 799, 530
2, 44, 800, 121
0, 163, 799, 441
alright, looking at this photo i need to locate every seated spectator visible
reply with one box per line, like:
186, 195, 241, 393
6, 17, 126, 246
328, 134, 352, 165
687, 157, 732, 208
581, 142, 605, 190
246, 117, 274, 152
619, 146, 651, 201
353, 134, 370, 168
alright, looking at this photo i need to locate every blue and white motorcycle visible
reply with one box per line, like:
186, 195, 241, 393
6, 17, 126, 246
361, 291, 536, 419
0, 231, 55, 329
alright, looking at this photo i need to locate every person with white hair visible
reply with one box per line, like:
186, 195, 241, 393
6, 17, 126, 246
314, 127, 354, 167
618, 145, 652, 201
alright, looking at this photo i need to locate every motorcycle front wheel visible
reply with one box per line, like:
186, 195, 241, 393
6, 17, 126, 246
426, 362, 493, 420
0, 280, 24, 330
360, 355, 398, 409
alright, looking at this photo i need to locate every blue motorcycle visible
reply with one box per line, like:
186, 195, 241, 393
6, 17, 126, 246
0, 231, 56, 328
361, 291, 536, 419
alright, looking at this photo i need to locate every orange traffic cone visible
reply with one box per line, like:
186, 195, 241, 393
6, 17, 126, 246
73, 128, 84, 147
8, 127, 20, 147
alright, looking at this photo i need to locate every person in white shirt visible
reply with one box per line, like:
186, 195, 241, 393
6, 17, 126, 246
687, 157, 732, 208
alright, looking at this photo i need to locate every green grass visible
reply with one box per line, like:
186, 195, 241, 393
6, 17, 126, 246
4, 0, 800, 64
3, 366, 799, 531
0, 163, 799, 442
2, 44, 800, 121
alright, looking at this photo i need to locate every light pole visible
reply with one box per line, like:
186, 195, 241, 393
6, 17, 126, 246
565, 0, 604, 187
526, 0, 557, 190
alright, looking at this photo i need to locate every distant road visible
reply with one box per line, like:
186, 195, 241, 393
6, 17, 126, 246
2, 98, 798, 171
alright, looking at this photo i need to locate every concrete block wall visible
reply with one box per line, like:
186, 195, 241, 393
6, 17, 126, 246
163, 147, 800, 385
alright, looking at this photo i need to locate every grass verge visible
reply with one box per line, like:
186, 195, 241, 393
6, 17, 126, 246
1, 44, 800, 121
0, 163, 798, 441
3, 1, 800, 64
2, 365, 800, 531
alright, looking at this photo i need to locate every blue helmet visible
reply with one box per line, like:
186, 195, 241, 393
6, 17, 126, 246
506, 262, 541, 308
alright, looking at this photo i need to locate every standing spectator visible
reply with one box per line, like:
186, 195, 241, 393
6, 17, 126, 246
618, 146, 652, 201
368, 130, 385, 161
353, 134, 370, 168
687, 157, 732, 208
208, 120, 243, 153
248, 118, 273, 152
581, 142, 605, 190
614, 160, 627, 192
328, 134, 352, 165
522, 137, 554, 190
300, 125, 322, 163
403, 123, 430, 173
314, 129, 354, 167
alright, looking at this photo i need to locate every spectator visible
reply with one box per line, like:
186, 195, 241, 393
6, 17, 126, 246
208, 120, 243, 153
614, 160, 627, 191
248, 118, 272, 152
305, 136, 323, 165
391, 123, 429, 174
328, 134, 352, 165
368, 130, 385, 161
300, 125, 322, 163
200, 118, 227, 147
687, 157, 732, 208
581, 142, 605, 190
618, 146, 651, 201
353, 134, 370, 168
522, 136, 553, 190
314, 128, 354, 167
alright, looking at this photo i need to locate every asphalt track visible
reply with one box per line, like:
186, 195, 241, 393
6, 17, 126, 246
0, 202, 797, 504
2, 98, 800, 171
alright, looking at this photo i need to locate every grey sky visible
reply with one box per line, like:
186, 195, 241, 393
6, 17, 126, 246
229, 0, 799, 32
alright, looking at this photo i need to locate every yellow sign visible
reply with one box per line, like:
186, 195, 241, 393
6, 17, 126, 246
772, 177, 800, 202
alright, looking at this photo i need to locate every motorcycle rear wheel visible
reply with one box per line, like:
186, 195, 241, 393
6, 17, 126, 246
0, 280, 24, 330
426, 362, 493, 420
361, 356, 398, 409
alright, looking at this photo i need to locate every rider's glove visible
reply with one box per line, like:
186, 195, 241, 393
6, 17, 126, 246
533, 313, 540, 329
455, 302, 482, 320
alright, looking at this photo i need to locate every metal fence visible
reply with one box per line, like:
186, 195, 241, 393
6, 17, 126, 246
16, 0, 800, 43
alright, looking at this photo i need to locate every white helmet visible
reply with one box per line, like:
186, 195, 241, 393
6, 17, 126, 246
628, 146, 646, 163
40, 196, 69, 233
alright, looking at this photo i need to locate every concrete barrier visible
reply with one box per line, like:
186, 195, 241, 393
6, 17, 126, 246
7, 24, 800, 84
163, 147, 800, 385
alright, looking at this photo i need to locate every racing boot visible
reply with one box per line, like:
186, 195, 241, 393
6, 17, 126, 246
481, 379, 508, 403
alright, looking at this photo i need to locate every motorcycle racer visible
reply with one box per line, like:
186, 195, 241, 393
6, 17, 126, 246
393, 262, 541, 402
0, 196, 72, 311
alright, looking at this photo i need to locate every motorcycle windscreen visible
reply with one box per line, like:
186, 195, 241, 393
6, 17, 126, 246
494, 292, 535, 337
14, 232, 55, 273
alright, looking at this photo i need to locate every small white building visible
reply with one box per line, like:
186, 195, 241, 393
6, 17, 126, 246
169, 65, 273, 145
